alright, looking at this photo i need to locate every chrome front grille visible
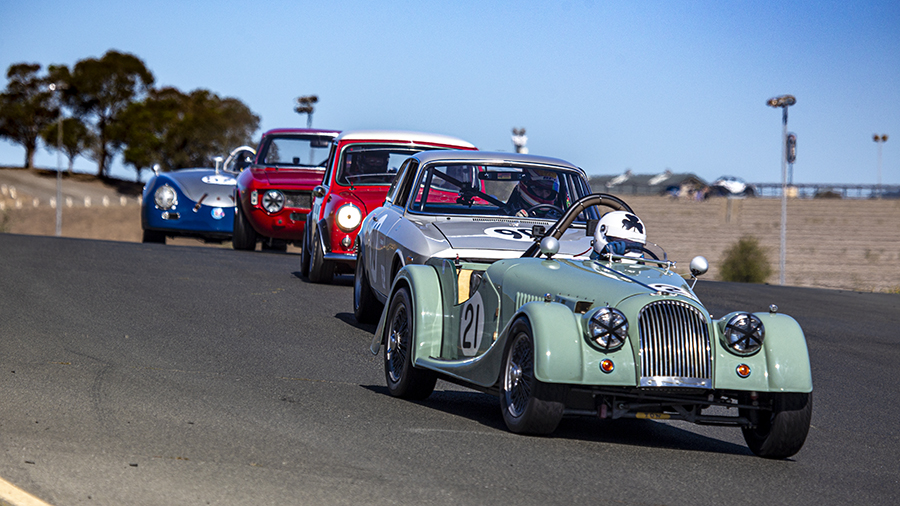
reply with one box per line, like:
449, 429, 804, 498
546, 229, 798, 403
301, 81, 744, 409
282, 191, 312, 210
638, 300, 711, 388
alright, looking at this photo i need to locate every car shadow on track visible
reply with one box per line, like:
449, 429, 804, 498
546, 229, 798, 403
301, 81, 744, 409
361, 383, 752, 457
334, 312, 377, 333
291, 271, 354, 287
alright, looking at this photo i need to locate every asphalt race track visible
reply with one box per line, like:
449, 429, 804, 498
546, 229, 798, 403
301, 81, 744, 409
1, 234, 898, 505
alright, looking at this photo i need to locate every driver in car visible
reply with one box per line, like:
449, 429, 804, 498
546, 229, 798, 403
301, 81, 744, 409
344, 151, 391, 184
590, 210, 648, 259
505, 168, 561, 217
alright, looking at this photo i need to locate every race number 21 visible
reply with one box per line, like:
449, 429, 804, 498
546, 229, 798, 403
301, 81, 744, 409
459, 292, 485, 357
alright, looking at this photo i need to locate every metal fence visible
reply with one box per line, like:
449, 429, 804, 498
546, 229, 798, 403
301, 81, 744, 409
751, 183, 900, 199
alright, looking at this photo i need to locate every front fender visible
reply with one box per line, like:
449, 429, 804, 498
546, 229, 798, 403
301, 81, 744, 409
514, 302, 584, 384
369, 265, 443, 361
713, 312, 813, 393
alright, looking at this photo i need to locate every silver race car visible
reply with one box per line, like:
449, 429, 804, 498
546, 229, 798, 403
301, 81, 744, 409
353, 150, 603, 323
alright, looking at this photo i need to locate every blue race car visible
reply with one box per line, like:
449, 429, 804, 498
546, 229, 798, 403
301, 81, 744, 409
141, 147, 255, 244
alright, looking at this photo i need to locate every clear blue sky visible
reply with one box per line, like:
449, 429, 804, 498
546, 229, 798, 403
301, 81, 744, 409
2, 0, 898, 185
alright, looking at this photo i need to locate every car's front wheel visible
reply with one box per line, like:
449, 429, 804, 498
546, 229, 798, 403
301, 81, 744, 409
299, 221, 311, 278
741, 392, 812, 459
307, 228, 334, 284
383, 287, 436, 399
500, 318, 566, 435
354, 245, 383, 323
232, 203, 257, 251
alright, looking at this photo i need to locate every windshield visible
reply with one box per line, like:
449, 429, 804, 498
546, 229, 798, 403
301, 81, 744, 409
336, 145, 421, 186
259, 135, 333, 168
409, 163, 597, 221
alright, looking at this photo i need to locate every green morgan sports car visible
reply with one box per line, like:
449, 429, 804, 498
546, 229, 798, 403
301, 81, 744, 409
369, 193, 812, 459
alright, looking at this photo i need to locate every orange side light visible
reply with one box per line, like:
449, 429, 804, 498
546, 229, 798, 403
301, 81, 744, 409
736, 364, 751, 378
600, 359, 615, 373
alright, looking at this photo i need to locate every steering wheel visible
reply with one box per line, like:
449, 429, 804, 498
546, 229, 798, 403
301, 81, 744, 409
521, 193, 634, 259
525, 204, 565, 219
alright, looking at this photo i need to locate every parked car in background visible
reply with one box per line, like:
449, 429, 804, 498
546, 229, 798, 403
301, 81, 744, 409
233, 128, 341, 251
302, 130, 476, 283
141, 146, 254, 244
370, 193, 813, 459
354, 150, 599, 322
709, 176, 756, 197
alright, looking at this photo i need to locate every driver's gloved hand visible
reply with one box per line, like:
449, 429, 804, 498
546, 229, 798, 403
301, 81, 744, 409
606, 240, 628, 255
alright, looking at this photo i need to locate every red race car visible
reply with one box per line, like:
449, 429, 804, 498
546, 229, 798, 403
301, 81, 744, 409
302, 130, 476, 283
233, 128, 341, 251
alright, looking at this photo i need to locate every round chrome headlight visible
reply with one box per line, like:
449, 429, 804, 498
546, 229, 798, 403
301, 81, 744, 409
722, 313, 765, 355
262, 190, 284, 213
587, 307, 628, 351
154, 185, 177, 210
335, 203, 362, 232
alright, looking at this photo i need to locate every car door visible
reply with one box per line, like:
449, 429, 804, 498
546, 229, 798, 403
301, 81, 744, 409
308, 141, 338, 240
372, 158, 418, 297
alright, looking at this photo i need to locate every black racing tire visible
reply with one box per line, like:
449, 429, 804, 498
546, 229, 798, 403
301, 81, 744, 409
261, 239, 287, 252
307, 228, 334, 284
500, 318, 566, 435
300, 220, 311, 278
232, 204, 258, 251
354, 245, 383, 323
383, 287, 436, 399
741, 392, 812, 459
142, 229, 166, 244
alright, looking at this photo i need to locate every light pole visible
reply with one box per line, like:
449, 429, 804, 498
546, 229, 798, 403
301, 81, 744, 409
767, 94, 796, 286
48, 82, 65, 237
873, 134, 888, 197
511, 128, 528, 154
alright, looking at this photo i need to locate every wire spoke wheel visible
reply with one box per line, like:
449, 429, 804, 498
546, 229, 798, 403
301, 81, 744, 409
504, 334, 535, 419
499, 318, 565, 435
383, 287, 435, 399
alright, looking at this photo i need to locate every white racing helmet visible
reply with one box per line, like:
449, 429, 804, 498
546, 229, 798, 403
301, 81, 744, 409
593, 211, 647, 255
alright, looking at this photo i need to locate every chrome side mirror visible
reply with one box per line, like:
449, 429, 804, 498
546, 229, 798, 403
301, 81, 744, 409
313, 185, 327, 198
539, 236, 559, 258
689, 256, 709, 289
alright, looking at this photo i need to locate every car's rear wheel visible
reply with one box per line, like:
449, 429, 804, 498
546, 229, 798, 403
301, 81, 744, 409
142, 229, 165, 244
354, 245, 383, 323
299, 221, 311, 278
232, 203, 257, 251
307, 228, 334, 284
500, 318, 566, 435
384, 287, 436, 399
741, 392, 812, 459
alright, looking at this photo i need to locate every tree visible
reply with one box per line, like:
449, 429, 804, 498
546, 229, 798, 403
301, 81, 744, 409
66, 50, 154, 178
0, 63, 57, 168
40, 117, 96, 173
113, 87, 259, 177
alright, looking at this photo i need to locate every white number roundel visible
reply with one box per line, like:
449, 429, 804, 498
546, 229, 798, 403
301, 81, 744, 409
459, 292, 485, 357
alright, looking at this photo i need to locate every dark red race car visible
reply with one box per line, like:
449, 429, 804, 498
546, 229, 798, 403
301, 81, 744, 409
302, 130, 476, 283
233, 128, 340, 251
